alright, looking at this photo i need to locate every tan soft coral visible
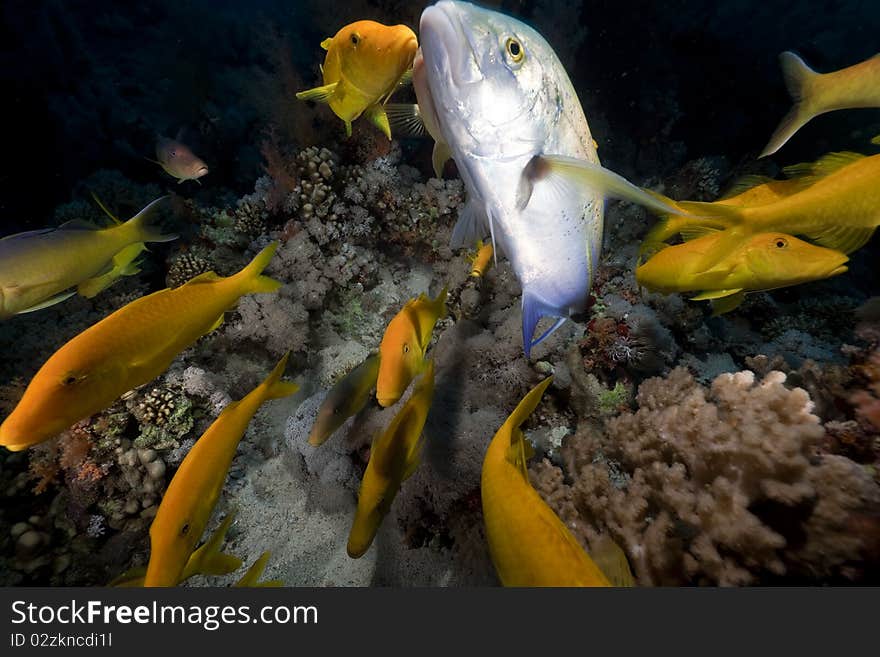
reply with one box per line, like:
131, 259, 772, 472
531, 367, 880, 585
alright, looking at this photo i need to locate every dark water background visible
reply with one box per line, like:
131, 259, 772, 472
2, 0, 879, 229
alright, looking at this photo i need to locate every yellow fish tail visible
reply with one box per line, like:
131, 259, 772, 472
256, 351, 299, 401
760, 52, 820, 157
235, 241, 282, 294
118, 196, 178, 244
503, 377, 551, 477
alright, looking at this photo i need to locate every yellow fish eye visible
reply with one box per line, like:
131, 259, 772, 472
350, 33, 360, 46
60, 372, 87, 386
505, 37, 524, 64
774, 237, 789, 249
403, 343, 410, 354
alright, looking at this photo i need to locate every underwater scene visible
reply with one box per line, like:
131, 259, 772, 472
0, 0, 879, 587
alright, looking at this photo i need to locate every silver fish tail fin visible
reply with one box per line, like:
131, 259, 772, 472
522, 289, 567, 359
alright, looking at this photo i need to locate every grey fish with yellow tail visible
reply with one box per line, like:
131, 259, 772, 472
0, 196, 176, 320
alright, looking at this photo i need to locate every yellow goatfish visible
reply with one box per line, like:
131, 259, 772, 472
152, 136, 209, 184
347, 359, 435, 558
296, 20, 418, 139
481, 377, 633, 587
521, 148, 880, 257
636, 229, 849, 314
0, 196, 176, 320
469, 240, 494, 278
110, 512, 242, 587
376, 287, 446, 407
761, 52, 880, 157
234, 552, 283, 587
144, 354, 299, 587
309, 353, 380, 446
0, 243, 282, 451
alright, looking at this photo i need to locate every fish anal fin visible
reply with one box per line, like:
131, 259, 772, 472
295, 82, 338, 104
711, 291, 746, 316
364, 104, 391, 140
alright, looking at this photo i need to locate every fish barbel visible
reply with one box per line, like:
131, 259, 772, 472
418, 1, 603, 357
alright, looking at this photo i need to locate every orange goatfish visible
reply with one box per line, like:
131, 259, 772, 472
469, 240, 494, 278
348, 359, 435, 558
761, 52, 880, 157
0, 243, 282, 451
376, 287, 446, 407
296, 21, 418, 139
481, 377, 633, 586
144, 354, 298, 587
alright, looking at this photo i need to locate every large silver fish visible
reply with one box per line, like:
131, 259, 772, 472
417, 0, 603, 357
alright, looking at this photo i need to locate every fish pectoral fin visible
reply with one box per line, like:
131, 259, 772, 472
710, 291, 746, 316
431, 141, 452, 179
344, 121, 352, 138
208, 314, 225, 332
590, 536, 635, 588
803, 226, 875, 254
295, 81, 338, 104
515, 155, 685, 218
16, 290, 77, 315
690, 288, 743, 301
320, 37, 332, 51
385, 103, 428, 138
505, 429, 535, 480
364, 104, 392, 140
397, 68, 413, 87
450, 199, 489, 250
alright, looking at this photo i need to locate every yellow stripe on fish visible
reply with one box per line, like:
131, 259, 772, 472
0, 243, 282, 451
144, 354, 298, 587
481, 377, 633, 586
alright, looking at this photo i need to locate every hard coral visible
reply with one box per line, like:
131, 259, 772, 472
532, 367, 880, 585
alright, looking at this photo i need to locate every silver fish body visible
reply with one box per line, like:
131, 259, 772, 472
418, 0, 602, 356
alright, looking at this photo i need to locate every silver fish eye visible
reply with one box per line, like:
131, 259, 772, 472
504, 37, 525, 67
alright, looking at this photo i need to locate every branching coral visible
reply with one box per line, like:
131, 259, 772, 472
531, 367, 880, 585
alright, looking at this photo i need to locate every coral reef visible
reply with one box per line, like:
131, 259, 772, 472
531, 368, 880, 585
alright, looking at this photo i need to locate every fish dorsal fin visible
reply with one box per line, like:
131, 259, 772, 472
90, 192, 122, 225
691, 288, 743, 301
710, 291, 746, 316
680, 224, 722, 241
784, 151, 865, 182
320, 37, 332, 50
719, 175, 775, 200
591, 535, 635, 587
182, 270, 221, 285
803, 225, 876, 254
385, 103, 428, 138
58, 219, 99, 231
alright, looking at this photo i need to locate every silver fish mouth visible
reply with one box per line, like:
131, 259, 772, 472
420, 1, 482, 88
